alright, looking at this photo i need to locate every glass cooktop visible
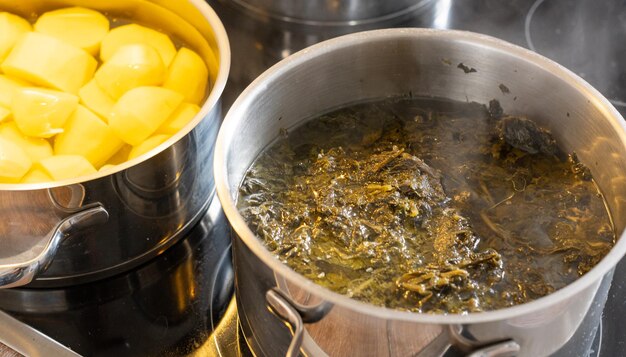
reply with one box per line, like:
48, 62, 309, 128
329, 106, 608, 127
0, 197, 234, 356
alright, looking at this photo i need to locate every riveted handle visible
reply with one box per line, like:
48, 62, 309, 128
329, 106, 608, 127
266, 287, 333, 357
416, 325, 520, 357
466, 340, 520, 357
0, 205, 109, 288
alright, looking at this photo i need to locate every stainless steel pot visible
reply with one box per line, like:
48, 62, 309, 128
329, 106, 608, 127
227, 0, 433, 26
0, 0, 230, 288
215, 28, 626, 356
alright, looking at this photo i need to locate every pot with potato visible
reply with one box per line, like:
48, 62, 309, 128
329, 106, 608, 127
0, 0, 230, 288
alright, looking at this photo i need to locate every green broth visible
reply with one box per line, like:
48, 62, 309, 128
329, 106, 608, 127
237, 97, 615, 314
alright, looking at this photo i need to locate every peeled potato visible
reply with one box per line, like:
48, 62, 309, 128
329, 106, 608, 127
99, 164, 116, 173
0, 106, 10, 122
0, 12, 31, 62
163, 48, 209, 105
104, 145, 132, 166
0, 74, 29, 108
0, 9, 215, 184
0, 122, 53, 162
128, 134, 170, 160
95, 44, 165, 99
34, 7, 110, 56
156, 103, 200, 135
100, 24, 177, 67
2, 32, 97, 94
109, 86, 183, 145
78, 79, 115, 121
38, 155, 96, 181
11, 87, 79, 138
54, 105, 124, 168
21, 167, 53, 183
0, 136, 31, 181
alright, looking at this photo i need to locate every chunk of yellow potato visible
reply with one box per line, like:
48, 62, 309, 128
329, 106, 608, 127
0, 12, 31, 62
128, 134, 170, 160
0, 122, 53, 162
99, 164, 117, 173
95, 44, 165, 99
0, 136, 31, 181
163, 48, 209, 105
34, 7, 110, 56
105, 145, 132, 166
78, 79, 115, 121
21, 167, 52, 183
0, 74, 29, 108
11, 87, 79, 138
2, 32, 97, 94
54, 105, 124, 168
109, 87, 183, 145
37, 155, 96, 181
156, 103, 200, 135
0, 106, 10, 122
100, 24, 177, 67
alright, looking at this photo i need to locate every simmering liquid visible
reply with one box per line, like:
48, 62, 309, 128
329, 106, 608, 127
237, 97, 615, 313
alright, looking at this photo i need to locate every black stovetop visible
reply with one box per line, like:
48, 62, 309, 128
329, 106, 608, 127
0, 197, 234, 356
1, 0, 625, 356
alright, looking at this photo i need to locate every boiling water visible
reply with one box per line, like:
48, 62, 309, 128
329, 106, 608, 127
238, 97, 615, 313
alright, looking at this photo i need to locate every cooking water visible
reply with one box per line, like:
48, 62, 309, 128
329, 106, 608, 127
238, 96, 615, 314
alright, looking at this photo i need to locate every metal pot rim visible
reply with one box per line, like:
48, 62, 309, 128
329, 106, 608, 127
215, 28, 626, 324
228, 0, 434, 27
0, 0, 231, 192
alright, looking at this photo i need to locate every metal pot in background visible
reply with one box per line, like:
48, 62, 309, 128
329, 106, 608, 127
215, 29, 626, 356
227, 0, 434, 26
210, 0, 448, 109
0, 0, 230, 288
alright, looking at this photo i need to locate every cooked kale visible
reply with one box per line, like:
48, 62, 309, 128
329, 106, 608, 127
238, 97, 615, 313
497, 116, 564, 159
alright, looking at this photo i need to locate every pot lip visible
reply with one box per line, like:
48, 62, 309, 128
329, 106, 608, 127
229, 0, 434, 27
215, 27, 626, 324
0, 0, 231, 191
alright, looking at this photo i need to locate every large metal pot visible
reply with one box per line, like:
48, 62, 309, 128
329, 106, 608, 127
0, 0, 230, 288
215, 29, 626, 356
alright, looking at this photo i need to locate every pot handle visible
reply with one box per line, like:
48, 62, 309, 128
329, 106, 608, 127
0, 205, 109, 288
266, 288, 519, 357
466, 340, 520, 357
416, 325, 520, 357
266, 287, 333, 357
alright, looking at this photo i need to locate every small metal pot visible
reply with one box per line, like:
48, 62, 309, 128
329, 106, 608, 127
0, 0, 230, 288
215, 29, 626, 356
